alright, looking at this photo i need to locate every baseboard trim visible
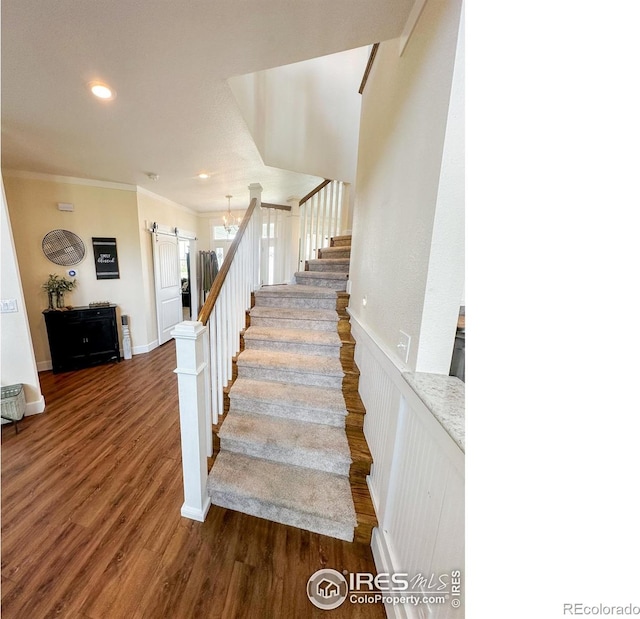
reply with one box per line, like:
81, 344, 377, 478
25, 395, 46, 415
37, 360, 53, 372
37, 340, 157, 372
133, 340, 158, 355
366, 473, 380, 519
1, 395, 46, 426
371, 528, 411, 619
180, 499, 211, 522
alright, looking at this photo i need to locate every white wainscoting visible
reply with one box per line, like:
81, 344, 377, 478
351, 313, 464, 619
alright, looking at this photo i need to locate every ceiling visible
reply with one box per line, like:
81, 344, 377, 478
1, 0, 414, 213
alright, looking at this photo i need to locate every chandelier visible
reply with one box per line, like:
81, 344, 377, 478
223, 194, 242, 234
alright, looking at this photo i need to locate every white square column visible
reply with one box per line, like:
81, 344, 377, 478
172, 320, 211, 521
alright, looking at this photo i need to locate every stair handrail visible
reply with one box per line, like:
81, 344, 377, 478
358, 43, 380, 94
299, 179, 331, 205
198, 197, 258, 325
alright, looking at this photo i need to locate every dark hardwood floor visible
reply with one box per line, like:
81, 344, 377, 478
1, 341, 384, 619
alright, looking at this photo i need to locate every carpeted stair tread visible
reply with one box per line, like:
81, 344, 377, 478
243, 326, 341, 357
306, 258, 350, 273
248, 312, 339, 332
331, 235, 352, 247
318, 246, 351, 258
255, 284, 337, 299
321, 245, 351, 254
295, 271, 348, 281
237, 349, 343, 376
244, 326, 341, 347
250, 307, 339, 323
295, 271, 349, 291
207, 451, 356, 541
253, 298, 339, 312
219, 411, 352, 474
230, 378, 347, 415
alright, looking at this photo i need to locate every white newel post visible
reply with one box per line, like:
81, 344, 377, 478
172, 320, 211, 522
287, 196, 301, 282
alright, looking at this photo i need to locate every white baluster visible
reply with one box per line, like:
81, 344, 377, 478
203, 320, 213, 457
210, 305, 219, 425
224, 281, 232, 381
287, 197, 301, 283
323, 187, 329, 248
215, 301, 223, 414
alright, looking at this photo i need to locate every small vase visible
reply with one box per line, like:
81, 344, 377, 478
47, 291, 55, 310
56, 292, 65, 309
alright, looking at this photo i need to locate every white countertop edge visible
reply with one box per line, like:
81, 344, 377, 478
402, 371, 465, 452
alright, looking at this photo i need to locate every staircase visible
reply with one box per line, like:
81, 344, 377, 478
206, 235, 376, 543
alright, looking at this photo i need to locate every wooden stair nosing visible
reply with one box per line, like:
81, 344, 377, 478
338, 312, 378, 544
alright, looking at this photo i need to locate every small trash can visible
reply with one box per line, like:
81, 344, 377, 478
1, 383, 26, 434
449, 330, 465, 382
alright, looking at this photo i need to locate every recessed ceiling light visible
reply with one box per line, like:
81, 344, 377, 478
89, 81, 116, 100
198, 173, 210, 179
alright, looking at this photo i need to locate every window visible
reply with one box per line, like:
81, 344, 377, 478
213, 226, 236, 241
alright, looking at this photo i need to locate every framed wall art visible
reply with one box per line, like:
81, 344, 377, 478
92, 237, 120, 279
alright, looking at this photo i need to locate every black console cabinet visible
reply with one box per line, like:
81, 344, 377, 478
43, 306, 120, 373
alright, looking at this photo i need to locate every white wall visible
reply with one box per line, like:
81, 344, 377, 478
348, 0, 464, 372
229, 47, 368, 183
416, 7, 465, 372
1, 175, 45, 414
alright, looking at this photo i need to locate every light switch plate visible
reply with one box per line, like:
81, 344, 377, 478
0, 299, 18, 313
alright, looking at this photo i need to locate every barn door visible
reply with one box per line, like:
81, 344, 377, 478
152, 230, 182, 345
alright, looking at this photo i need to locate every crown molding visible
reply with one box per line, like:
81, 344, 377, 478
2, 169, 137, 191
2, 170, 198, 216
135, 186, 197, 216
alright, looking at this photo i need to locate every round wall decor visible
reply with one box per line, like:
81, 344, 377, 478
42, 229, 86, 266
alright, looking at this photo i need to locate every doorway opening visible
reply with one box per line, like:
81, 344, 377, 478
179, 239, 192, 321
